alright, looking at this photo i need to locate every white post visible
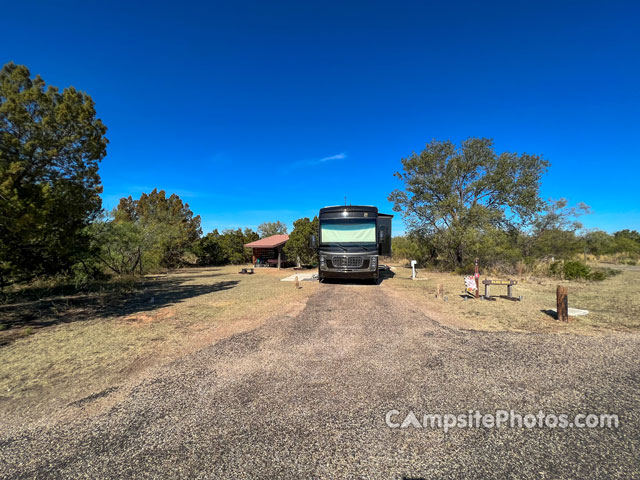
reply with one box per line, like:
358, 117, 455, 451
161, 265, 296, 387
411, 260, 417, 280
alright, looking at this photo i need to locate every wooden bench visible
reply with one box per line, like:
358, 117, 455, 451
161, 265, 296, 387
482, 279, 518, 300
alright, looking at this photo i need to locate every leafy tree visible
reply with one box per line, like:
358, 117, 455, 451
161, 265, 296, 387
114, 189, 201, 269
89, 216, 146, 275
243, 228, 259, 250
283, 217, 318, 266
528, 198, 589, 238
389, 138, 548, 268
464, 225, 523, 270
0, 62, 108, 283
218, 228, 258, 264
614, 229, 640, 245
612, 230, 640, 255
583, 230, 616, 256
195, 230, 226, 266
391, 233, 438, 267
530, 229, 582, 260
258, 221, 288, 238
90, 210, 173, 275
523, 199, 590, 259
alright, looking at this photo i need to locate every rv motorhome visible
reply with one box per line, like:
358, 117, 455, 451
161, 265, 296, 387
313, 205, 392, 283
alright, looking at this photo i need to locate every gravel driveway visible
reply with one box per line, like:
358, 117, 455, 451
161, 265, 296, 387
1, 283, 639, 479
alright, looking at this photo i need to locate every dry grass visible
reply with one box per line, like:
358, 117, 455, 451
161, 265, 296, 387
0, 265, 317, 419
383, 263, 640, 334
585, 252, 639, 265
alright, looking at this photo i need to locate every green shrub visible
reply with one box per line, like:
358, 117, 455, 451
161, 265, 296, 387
587, 270, 607, 281
588, 267, 621, 281
563, 261, 591, 280
550, 261, 619, 281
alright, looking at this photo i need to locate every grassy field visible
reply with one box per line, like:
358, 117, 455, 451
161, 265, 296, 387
383, 263, 640, 334
0, 265, 317, 420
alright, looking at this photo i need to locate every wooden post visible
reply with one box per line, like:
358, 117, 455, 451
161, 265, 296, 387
277, 248, 281, 270
507, 284, 513, 299
295, 275, 299, 289
484, 283, 489, 299
557, 286, 568, 322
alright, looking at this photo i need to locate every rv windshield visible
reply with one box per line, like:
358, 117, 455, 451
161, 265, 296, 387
320, 220, 376, 244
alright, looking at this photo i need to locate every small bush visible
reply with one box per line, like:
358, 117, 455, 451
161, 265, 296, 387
563, 261, 591, 280
587, 270, 607, 281
588, 267, 621, 281
548, 260, 620, 281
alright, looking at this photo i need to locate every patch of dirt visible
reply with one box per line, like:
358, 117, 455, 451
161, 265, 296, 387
121, 307, 177, 326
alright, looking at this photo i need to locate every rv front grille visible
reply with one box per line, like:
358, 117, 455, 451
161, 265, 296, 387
331, 256, 364, 268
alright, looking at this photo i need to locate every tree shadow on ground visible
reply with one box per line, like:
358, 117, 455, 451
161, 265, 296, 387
0, 276, 239, 345
1, 269, 228, 305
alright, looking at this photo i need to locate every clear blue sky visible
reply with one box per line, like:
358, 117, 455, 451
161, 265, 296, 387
4, 0, 639, 235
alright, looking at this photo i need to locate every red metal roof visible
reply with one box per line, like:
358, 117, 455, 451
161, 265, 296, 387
244, 234, 289, 249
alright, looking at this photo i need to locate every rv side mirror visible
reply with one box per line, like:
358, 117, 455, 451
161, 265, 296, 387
310, 234, 317, 249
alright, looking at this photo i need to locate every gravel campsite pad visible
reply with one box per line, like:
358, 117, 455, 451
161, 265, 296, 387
1, 281, 638, 479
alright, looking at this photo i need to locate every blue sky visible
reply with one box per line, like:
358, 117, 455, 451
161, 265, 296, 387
4, 0, 639, 235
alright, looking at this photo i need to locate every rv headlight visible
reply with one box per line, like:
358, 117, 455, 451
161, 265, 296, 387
319, 255, 327, 269
370, 255, 378, 270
